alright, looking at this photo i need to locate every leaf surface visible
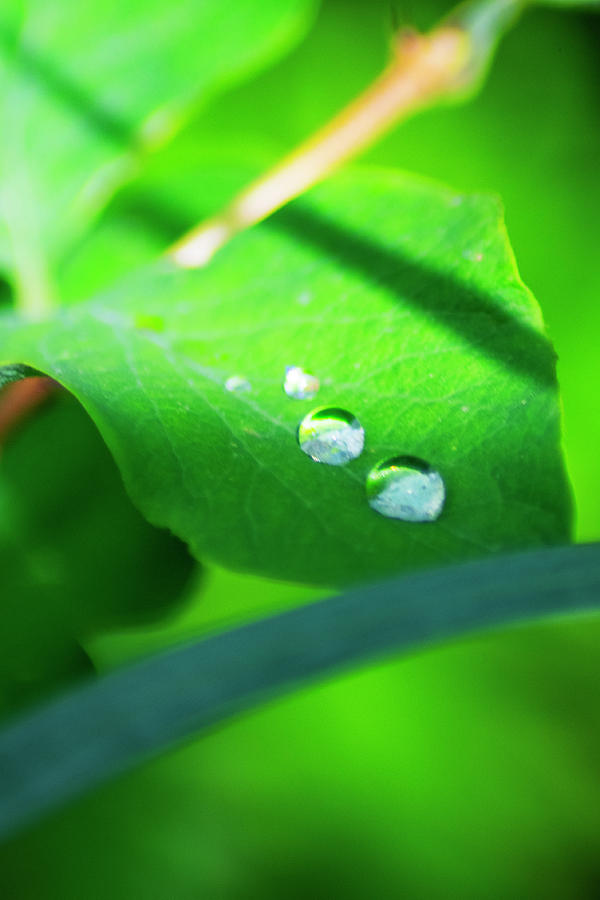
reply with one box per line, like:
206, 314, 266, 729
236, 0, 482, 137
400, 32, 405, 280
0, 170, 571, 584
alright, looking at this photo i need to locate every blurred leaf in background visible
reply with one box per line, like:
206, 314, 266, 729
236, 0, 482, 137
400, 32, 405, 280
0, 0, 599, 898
2, 591, 600, 900
0, 0, 317, 305
0, 390, 194, 716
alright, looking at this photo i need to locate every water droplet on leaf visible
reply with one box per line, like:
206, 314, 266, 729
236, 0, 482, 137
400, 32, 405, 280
297, 407, 364, 466
462, 248, 483, 263
225, 375, 251, 393
284, 366, 319, 400
366, 456, 445, 522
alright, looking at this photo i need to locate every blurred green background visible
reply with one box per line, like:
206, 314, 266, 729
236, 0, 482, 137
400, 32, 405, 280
1, 0, 600, 897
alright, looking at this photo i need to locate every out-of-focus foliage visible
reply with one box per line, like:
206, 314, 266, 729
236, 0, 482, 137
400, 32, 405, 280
0, 0, 598, 898
0, 391, 194, 716
0, 0, 316, 283
539, 0, 599, 6
2, 575, 600, 900
1, 545, 597, 844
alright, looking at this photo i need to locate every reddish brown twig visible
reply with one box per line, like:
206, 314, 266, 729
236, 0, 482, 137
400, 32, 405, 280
0, 378, 56, 448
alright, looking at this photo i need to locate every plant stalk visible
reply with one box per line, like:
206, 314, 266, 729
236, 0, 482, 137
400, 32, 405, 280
169, 26, 470, 268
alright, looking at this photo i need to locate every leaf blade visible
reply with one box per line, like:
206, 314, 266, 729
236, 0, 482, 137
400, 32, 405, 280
0, 169, 572, 583
0, 541, 598, 842
0, 0, 317, 288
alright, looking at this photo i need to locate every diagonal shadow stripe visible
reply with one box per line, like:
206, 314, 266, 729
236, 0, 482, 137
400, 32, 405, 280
0, 22, 136, 145
118, 190, 558, 387
276, 205, 557, 387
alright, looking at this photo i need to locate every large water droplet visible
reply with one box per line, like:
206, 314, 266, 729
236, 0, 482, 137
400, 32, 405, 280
367, 456, 445, 522
225, 375, 251, 393
297, 407, 364, 466
283, 365, 320, 400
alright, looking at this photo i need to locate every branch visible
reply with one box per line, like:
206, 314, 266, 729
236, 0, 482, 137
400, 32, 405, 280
169, 0, 524, 268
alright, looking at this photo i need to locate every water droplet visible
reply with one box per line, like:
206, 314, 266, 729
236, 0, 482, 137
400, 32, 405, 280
225, 375, 251, 393
297, 291, 312, 306
297, 407, 364, 466
461, 405, 470, 413
462, 248, 483, 262
283, 366, 319, 400
366, 456, 445, 522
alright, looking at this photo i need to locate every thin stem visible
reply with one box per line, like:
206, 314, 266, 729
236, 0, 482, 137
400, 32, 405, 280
11, 242, 56, 320
169, 26, 470, 268
4, 176, 56, 320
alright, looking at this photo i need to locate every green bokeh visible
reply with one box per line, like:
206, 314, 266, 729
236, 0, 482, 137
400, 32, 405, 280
1, 1, 599, 898
0, 392, 194, 715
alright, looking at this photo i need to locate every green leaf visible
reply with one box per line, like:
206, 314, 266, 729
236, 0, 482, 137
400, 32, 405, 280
0, 0, 316, 305
535, 0, 599, 6
0, 170, 571, 584
0, 390, 194, 715
2, 579, 599, 898
0, 542, 598, 841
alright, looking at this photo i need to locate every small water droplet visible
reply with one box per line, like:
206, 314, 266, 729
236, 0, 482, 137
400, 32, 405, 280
297, 290, 312, 306
283, 366, 319, 400
366, 456, 445, 522
461, 405, 470, 413
462, 249, 483, 262
297, 407, 364, 466
225, 375, 251, 393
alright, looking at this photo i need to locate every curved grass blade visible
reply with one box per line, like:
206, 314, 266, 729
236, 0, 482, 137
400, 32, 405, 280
1, 542, 599, 842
